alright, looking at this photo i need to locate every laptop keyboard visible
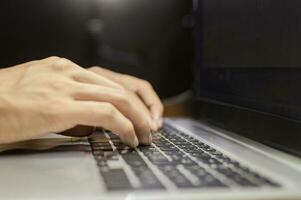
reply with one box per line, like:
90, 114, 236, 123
89, 124, 280, 191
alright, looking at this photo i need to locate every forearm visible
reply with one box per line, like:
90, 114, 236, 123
0, 93, 44, 144
0, 93, 18, 144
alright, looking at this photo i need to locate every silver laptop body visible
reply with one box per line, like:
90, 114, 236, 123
0, 117, 300, 200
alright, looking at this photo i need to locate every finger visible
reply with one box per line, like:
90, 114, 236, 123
88, 67, 164, 128
134, 79, 164, 127
68, 101, 139, 147
72, 70, 123, 90
71, 83, 153, 145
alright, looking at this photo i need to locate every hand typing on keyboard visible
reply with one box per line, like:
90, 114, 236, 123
0, 57, 163, 147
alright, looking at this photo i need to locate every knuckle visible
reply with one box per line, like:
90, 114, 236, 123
117, 95, 129, 107
47, 56, 61, 60
116, 89, 130, 106
51, 58, 73, 71
89, 66, 100, 72
141, 80, 153, 89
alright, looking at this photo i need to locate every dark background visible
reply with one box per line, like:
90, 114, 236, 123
0, 0, 194, 98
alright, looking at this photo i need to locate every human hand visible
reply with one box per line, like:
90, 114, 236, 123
0, 57, 162, 147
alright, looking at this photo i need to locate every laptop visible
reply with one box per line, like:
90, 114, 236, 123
0, 0, 301, 199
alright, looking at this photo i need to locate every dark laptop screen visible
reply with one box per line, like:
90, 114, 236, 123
195, 0, 301, 156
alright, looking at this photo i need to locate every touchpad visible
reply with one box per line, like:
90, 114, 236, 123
0, 139, 103, 199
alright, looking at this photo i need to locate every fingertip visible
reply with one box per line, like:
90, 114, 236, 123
152, 111, 163, 129
150, 120, 158, 131
133, 136, 139, 147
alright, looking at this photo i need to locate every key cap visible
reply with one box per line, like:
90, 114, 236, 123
185, 165, 228, 187
215, 166, 257, 187
132, 166, 165, 190
145, 152, 170, 165
100, 168, 133, 190
92, 145, 113, 151
158, 165, 194, 188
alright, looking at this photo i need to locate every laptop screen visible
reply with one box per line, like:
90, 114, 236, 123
195, 0, 301, 156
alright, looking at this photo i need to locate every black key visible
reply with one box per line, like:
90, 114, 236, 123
216, 155, 232, 162
112, 141, 122, 146
118, 149, 166, 189
164, 151, 185, 157
181, 134, 195, 140
158, 165, 194, 188
185, 165, 228, 188
159, 131, 170, 137
115, 145, 131, 150
216, 166, 257, 187
140, 145, 156, 149
167, 136, 183, 142
106, 132, 119, 139
94, 151, 119, 167
139, 148, 157, 154
186, 165, 209, 177
92, 145, 113, 151
92, 142, 111, 147
211, 151, 223, 157
176, 144, 191, 149
145, 152, 170, 165
186, 138, 200, 143
179, 157, 196, 165
203, 158, 222, 165
105, 151, 120, 160
153, 137, 167, 143
169, 154, 184, 162
100, 168, 133, 190
158, 145, 178, 152
172, 140, 189, 145
194, 142, 208, 149
182, 146, 200, 153
190, 151, 206, 157
92, 149, 106, 156
205, 148, 217, 154
200, 145, 212, 151
132, 166, 165, 190
121, 150, 146, 167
